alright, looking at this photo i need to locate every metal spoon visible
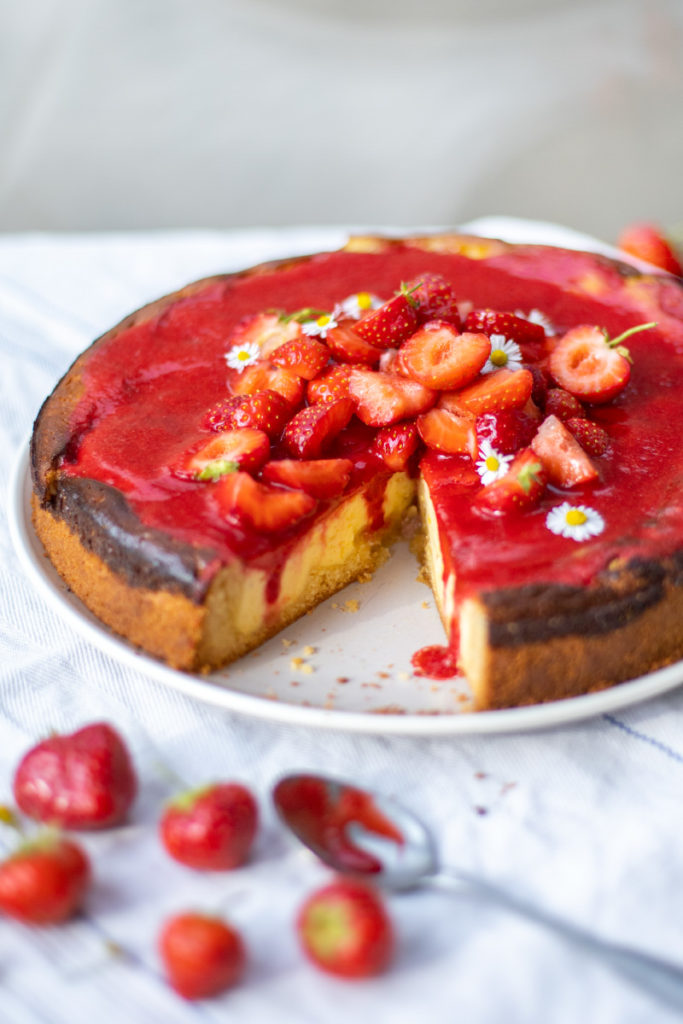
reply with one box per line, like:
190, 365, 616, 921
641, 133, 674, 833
273, 772, 683, 1012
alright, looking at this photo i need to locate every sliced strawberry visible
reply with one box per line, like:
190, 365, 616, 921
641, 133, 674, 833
404, 273, 460, 326
548, 323, 655, 404
326, 324, 383, 366
354, 291, 419, 348
451, 368, 533, 416
202, 389, 292, 438
370, 422, 420, 470
229, 312, 302, 359
261, 458, 353, 499
617, 222, 683, 276
417, 406, 477, 458
283, 398, 354, 459
476, 409, 538, 455
564, 417, 610, 457
378, 348, 410, 376
474, 448, 547, 516
307, 364, 357, 404
528, 365, 550, 409
465, 309, 546, 345
348, 369, 437, 427
177, 428, 270, 479
398, 324, 491, 390
215, 472, 317, 532
531, 415, 599, 488
271, 336, 329, 380
232, 363, 306, 409
545, 388, 585, 422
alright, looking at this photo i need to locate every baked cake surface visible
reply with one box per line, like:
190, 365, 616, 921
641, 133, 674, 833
30, 233, 683, 709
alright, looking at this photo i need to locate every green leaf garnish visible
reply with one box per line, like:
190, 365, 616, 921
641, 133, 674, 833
280, 307, 330, 324
197, 460, 239, 481
517, 461, 543, 494
604, 321, 657, 364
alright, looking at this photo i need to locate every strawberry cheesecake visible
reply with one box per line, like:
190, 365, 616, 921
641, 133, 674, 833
30, 233, 683, 710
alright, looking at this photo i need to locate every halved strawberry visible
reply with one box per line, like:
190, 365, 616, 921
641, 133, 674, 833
404, 273, 460, 326
370, 422, 420, 470
465, 309, 547, 345
177, 428, 270, 479
229, 312, 302, 359
417, 407, 477, 458
261, 458, 353, 499
545, 388, 585, 422
398, 324, 491, 390
378, 348, 410, 376
348, 369, 437, 427
326, 324, 383, 366
474, 448, 547, 516
354, 291, 419, 348
307, 364, 357, 404
531, 415, 599, 488
283, 398, 354, 459
232, 363, 306, 409
202, 389, 292, 438
449, 368, 533, 416
617, 223, 683, 276
215, 472, 317, 532
564, 417, 610, 457
476, 409, 538, 455
271, 336, 329, 380
548, 322, 655, 404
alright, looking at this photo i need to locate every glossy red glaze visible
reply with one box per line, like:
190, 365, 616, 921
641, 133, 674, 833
411, 644, 460, 679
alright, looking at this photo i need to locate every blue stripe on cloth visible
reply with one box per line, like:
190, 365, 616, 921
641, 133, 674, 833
603, 713, 683, 766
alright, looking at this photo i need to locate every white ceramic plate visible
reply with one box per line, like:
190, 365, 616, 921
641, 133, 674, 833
10, 219, 683, 734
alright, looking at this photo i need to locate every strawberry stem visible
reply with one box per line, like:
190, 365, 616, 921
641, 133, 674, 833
607, 321, 657, 349
281, 308, 329, 324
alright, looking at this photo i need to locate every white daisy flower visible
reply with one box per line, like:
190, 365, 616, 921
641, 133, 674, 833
515, 308, 556, 335
301, 312, 338, 339
546, 502, 605, 542
482, 334, 523, 374
476, 440, 513, 485
333, 292, 383, 320
225, 340, 260, 373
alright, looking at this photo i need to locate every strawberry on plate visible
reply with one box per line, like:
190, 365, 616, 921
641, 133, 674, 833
13, 722, 137, 830
417, 406, 477, 458
398, 323, 491, 390
261, 458, 353, 498
232, 362, 306, 409
617, 223, 683, 277
271, 336, 329, 380
159, 912, 246, 1000
177, 429, 270, 479
227, 312, 303, 359
474, 447, 547, 516
160, 782, 258, 871
531, 414, 599, 488
404, 273, 460, 326
564, 417, 610, 457
446, 368, 533, 417
325, 324, 383, 366
215, 471, 317, 532
465, 309, 547, 345
476, 409, 538, 455
544, 388, 585, 422
354, 289, 419, 348
202, 389, 292, 438
348, 368, 436, 427
0, 835, 91, 925
297, 878, 394, 979
283, 398, 355, 459
370, 422, 420, 470
307, 364, 359, 404
548, 322, 656, 404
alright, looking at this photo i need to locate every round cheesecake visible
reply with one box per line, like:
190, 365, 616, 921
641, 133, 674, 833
31, 233, 683, 709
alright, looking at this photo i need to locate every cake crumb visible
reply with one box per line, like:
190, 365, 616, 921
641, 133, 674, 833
301, 663, 314, 675
265, 688, 278, 700
344, 599, 360, 613
302, 645, 316, 656
337, 676, 350, 684
331, 602, 339, 610
398, 671, 410, 681
281, 638, 295, 648
356, 569, 374, 583
421, 600, 430, 609
290, 680, 301, 687
290, 657, 304, 670
362, 682, 382, 689
376, 671, 390, 679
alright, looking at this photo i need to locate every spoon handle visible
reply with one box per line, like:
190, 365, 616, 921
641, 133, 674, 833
424, 872, 683, 1012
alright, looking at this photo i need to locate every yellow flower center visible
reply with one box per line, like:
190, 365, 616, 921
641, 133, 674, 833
491, 349, 508, 367
565, 509, 587, 526
357, 292, 373, 310
237, 349, 251, 361
485, 455, 500, 472
317, 314, 331, 327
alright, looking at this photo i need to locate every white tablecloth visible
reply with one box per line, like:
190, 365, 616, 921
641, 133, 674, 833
2, 225, 683, 1024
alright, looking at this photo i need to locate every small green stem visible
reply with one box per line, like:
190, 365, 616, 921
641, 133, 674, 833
608, 322, 658, 348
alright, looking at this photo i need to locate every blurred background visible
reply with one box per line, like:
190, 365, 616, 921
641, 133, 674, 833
1, 0, 681, 242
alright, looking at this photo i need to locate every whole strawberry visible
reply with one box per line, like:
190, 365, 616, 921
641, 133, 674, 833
159, 911, 246, 999
0, 834, 91, 925
160, 782, 258, 870
13, 722, 138, 830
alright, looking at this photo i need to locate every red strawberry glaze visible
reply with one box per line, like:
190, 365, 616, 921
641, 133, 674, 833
60, 247, 683, 606
411, 645, 460, 679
